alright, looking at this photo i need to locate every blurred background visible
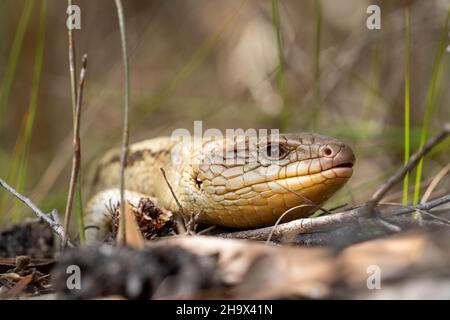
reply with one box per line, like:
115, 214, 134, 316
0, 0, 449, 227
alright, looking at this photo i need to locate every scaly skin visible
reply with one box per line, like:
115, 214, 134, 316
85, 133, 355, 241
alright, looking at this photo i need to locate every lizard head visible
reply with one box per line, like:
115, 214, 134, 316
180, 133, 355, 228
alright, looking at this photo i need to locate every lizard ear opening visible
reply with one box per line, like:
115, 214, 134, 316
195, 177, 203, 189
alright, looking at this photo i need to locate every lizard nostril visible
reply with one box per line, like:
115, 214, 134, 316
324, 147, 333, 157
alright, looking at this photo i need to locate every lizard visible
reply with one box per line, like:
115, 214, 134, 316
84, 133, 355, 242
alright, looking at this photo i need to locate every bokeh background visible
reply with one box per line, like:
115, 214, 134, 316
0, 0, 449, 227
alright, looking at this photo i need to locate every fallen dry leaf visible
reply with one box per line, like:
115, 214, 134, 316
124, 202, 145, 248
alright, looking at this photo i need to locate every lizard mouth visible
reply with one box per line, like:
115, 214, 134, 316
325, 145, 355, 178
329, 162, 354, 178
333, 162, 354, 169
330, 145, 355, 170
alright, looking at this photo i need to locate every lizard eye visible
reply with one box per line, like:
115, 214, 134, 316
264, 143, 289, 160
324, 146, 333, 156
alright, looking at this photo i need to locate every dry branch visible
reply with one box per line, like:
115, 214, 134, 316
114, 0, 130, 244
160, 167, 187, 234
67, 0, 77, 115
363, 123, 450, 216
420, 163, 450, 204
63, 54, 87, 246
217, 193, 450, 242
0, 178, 74, 247
388, 193, 450, 216
218, 207, 361, 241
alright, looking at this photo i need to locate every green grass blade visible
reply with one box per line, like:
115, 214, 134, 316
67, 0, 77, 116
0, 0, 34, 121
11, 0, 47, 223
311, 0, 321, 129
413, 8, 450, 205
75, 173, 85, 242
403, 5, 411, 205
271, 0, 289, 131
0, 0, 35, 217
66, 0, 85, 243
139, 0, 246, 120
0, 118, 26, 224
114, 0, 130, 243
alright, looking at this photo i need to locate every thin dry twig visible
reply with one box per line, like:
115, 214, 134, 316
50, 209, 61, 225
362, 123, 450, 216
421, 163, 450, 204
291, 215, 447, 246
0, 178, 74, 247
160, 167, 187, 234
67, 0, 77, 116
63, 54, 87, 247
114, 0, 130, 244
389, 193, 450, 216
217, 193, 450, 241
380, 202, 450, 225
265, 204, 313, 244
218, 207, 360, 241
185, 212, 200, 234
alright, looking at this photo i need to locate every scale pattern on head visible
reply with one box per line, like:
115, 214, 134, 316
177, 133, 355, 228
